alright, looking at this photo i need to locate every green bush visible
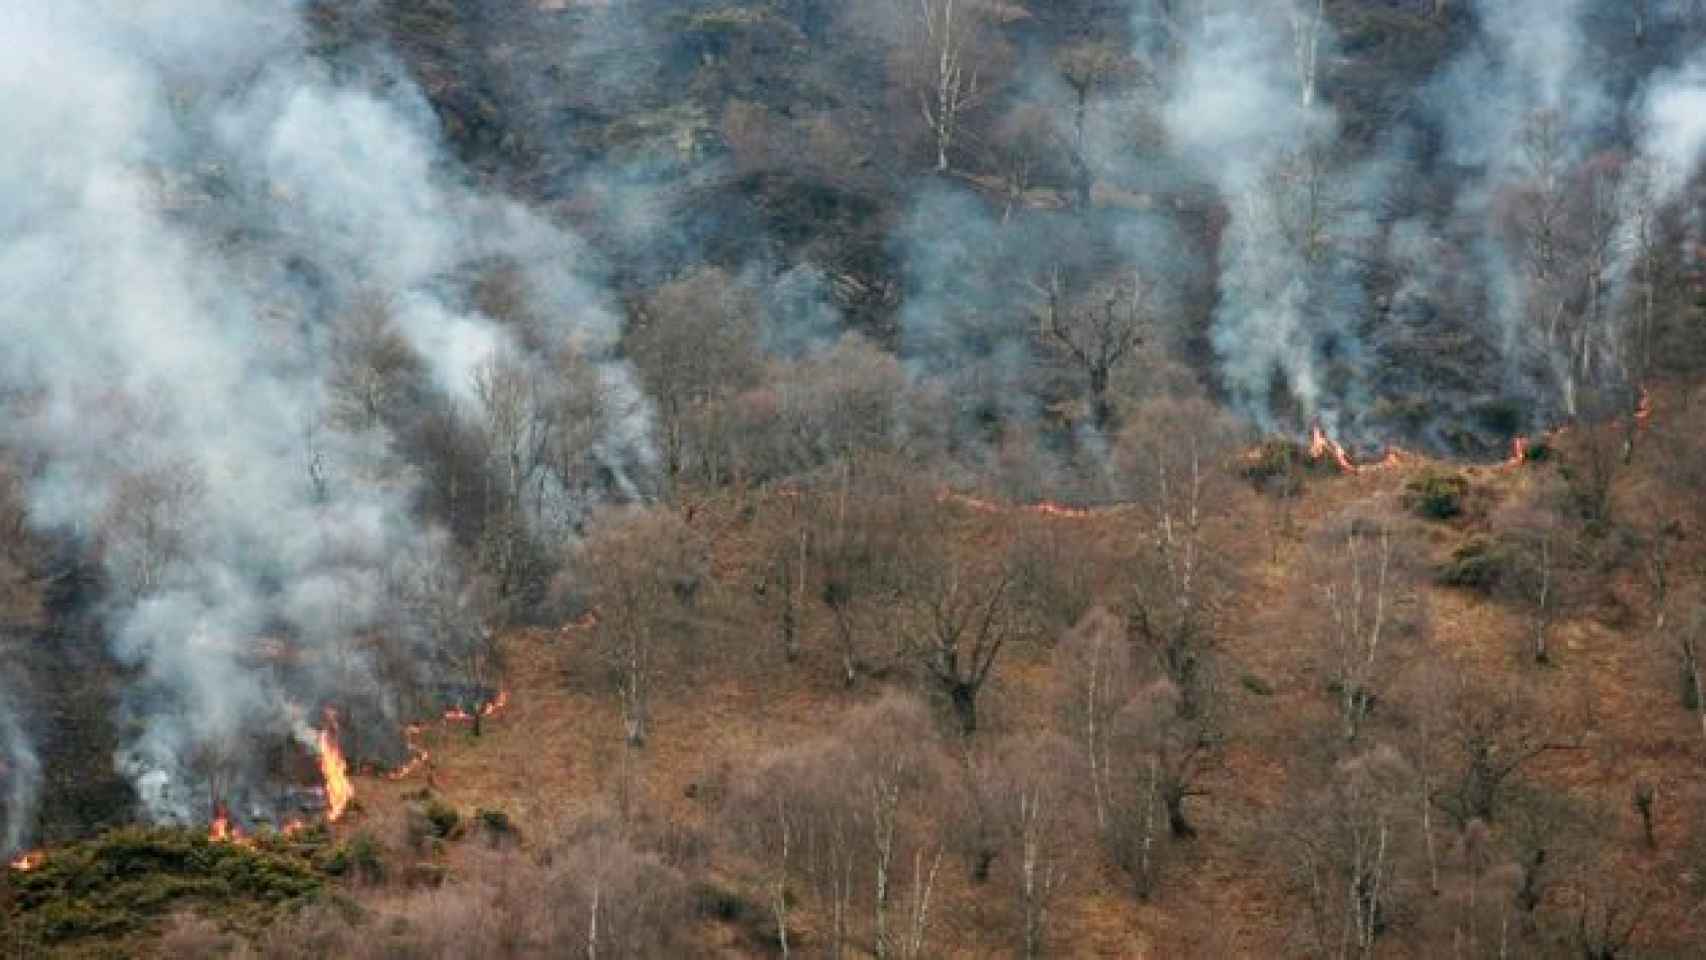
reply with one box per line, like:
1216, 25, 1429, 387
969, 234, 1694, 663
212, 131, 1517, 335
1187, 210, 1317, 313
1437, 537, 1510, 590
475, 808, 515, 847
1402, 471, 1469, 520
319, 831, 385, 884
422, 798, 461, 839
1237, 439, 1303, 486
7, 827, 326, 944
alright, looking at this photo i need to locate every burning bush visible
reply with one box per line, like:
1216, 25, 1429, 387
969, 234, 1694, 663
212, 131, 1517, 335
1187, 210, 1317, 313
1402, 471, 1470, 520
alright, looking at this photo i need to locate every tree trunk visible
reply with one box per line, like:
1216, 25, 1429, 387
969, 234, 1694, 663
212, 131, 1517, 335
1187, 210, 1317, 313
1163, 785, 1195, 840
949, 683, 978, 736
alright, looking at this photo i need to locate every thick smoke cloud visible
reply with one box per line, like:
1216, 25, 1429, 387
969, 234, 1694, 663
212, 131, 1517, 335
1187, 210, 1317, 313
0, 3, 650, 832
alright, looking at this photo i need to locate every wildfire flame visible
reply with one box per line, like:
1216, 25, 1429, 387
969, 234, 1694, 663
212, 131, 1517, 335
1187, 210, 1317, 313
1506, 436, 1531, 467
1307, 425, 1359, 473
1636, 386, 1653, 428
387, 722, 430, 782
317, 708, 353, 822
444, 688, 511, 723
9, 851, 43, 871
937, 488, 1096, 519
207, 806, 254, 845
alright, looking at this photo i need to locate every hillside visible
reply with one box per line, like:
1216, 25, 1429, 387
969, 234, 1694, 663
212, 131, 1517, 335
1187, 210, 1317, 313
5, 1, 1706, 957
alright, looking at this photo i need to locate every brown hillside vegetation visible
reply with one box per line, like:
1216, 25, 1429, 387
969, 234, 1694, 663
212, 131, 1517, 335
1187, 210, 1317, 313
28, 383, 1699, 958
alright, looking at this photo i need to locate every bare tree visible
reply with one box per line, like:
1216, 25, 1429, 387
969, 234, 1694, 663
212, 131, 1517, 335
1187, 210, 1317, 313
394, 533, 499, 735
1055, 608, 1128, 835
1288, 0, 1328, 109
1676, 607, 1706, 742
1314, 521, 1420, 743
1116, 396, 1240, 720
1432, 677, 1577, 826
576, 508, 706, 747
812, 460, 932, 687
326, 291, 421, 438
901, 537, 1018, 736
625, 268, 760, 490
880, 0, 1009, 173
844, 692, 941, 960
471, 350, 552, 608
1032, 267, 1150, 430
1286, 745, 1413, 960
100, 463, 203, 601
1489, 499, 1565, 665
1053, 40, 1135, 211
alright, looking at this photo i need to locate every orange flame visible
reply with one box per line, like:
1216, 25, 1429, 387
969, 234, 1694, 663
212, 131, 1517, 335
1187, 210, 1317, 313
444, 690, 509, 723
279, 818, 306, 837
936, 488, 1096, 519
9, 850, 43, 871
387, 722, 430, 781
208, 807, 252, 845
317, 709, 353, 822
1506, 436, 1530, 467
1308, 425, 1358, 473
1635, 387, 1653, 428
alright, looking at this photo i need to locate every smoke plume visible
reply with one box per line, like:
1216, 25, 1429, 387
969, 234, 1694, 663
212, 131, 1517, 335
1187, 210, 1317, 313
0, 2, 649, 830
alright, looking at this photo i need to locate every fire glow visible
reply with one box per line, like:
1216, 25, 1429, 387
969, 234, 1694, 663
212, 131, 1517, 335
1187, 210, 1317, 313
9, 850, 43, 871
1305, 424, 1411, 474
938, 489, 1096, 519
318, 709, 353, 822
444, 689, 510, 723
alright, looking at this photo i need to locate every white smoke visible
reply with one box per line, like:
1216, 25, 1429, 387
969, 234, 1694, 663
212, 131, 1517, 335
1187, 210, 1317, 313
0, 2, 651, 826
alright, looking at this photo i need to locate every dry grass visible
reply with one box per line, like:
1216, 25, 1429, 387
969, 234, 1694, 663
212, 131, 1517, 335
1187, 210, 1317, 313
271, 417, 1706, 956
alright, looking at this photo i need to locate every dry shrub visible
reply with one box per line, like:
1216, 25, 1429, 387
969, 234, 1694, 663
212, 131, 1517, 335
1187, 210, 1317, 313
239, 822, 699, 959
157, 913, 240, 959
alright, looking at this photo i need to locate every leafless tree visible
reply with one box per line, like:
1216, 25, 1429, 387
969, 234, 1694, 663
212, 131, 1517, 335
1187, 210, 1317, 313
880, 0, 1009, 173
1676, 607, 1706, 742
1314, 520, 1421, 744
812, 460, 932, 687
575, 508, 706, 747
1032, 267, 1150, 430
1053, 40, 1135, 210
1116, 396, 1241, 720
471, 350, 552, 607
901, 539, 1018, 736
394, 533, 499, 735
1489, 498, 1566, 665
844, 692, 941, 960
1286, 745, 1413, 960
982, 735, 1074, 959
326, 291, 421, 439
1289, 0, 1328, 109
100, 463, 203, 601
1112, 679, 1214, 848
625, 268, 760, 490
1432, 677, 1577, 826
1055, 607, 1128, 835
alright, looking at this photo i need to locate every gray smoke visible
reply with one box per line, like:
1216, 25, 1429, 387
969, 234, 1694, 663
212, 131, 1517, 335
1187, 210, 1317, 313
1160, 4, 1374, 435
0, 683, 40, 855
0, 2, 650, 826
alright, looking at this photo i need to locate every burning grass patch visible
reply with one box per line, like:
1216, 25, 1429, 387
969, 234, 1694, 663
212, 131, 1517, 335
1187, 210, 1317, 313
5, 826, 332, 947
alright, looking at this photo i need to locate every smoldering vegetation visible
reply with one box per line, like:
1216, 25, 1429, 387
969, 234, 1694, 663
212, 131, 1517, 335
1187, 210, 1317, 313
2, 2, 1706, 943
